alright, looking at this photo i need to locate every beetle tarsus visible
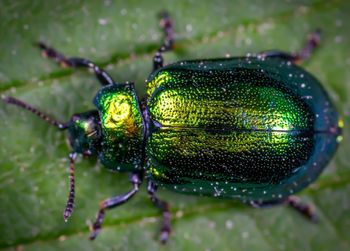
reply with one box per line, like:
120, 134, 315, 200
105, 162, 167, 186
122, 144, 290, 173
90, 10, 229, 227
249, 196, 319, 223
286, 196, 319, 223
88, 173, 142, 240
295, 29, 321, 63
160, 227, 171, 244
153, 11, 175, 71
89, 209, 105, 240
259, 29, 321, 64
159, 11, 175, 50
147, 180, 171, 244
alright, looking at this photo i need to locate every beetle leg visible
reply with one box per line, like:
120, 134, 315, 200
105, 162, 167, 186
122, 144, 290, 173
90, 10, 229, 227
147, 180, 171, 244
286, 195, 318, 222
36, 42, 114, 86
249, 196, 318, 222
89, 172, 142, 240
259, 29, 321, 64
153, 11, 175, 71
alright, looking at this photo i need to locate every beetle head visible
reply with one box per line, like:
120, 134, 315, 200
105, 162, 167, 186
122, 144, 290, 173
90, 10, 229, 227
67, 110, 101, 156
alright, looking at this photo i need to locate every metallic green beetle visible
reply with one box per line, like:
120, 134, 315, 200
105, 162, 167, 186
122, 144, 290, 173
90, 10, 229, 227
3, 13, 343, 243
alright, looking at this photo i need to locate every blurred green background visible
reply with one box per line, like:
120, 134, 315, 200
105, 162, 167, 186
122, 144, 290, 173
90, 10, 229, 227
0, 1, 349, 250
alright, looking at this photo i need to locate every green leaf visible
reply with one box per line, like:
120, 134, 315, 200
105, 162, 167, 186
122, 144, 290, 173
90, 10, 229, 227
1, 1, 349, 250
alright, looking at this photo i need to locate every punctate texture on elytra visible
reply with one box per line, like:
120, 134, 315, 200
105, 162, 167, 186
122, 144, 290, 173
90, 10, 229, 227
145, 57, 341, 201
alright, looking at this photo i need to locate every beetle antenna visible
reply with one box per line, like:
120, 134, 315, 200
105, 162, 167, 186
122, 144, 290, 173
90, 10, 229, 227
2, 96, 68, 130
64, 152, 77, 221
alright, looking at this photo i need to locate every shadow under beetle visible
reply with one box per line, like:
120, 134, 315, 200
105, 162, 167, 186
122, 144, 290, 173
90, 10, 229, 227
3, 12, 343, 243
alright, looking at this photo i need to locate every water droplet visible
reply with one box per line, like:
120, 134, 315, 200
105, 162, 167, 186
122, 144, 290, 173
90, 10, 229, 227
225, 220, 234, 230
334, 35, 343, 43
335, 19, 343, 27
208, 221, 216, 229
175, 210, 184, 218
120, 8, 127, 15
58, 235, 67, 242
186, 24, 193, 32
242, 231, 249, 239
98, 18, 108, 26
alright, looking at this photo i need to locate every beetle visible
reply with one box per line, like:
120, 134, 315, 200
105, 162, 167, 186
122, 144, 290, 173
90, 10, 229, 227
3, 12, 343, 243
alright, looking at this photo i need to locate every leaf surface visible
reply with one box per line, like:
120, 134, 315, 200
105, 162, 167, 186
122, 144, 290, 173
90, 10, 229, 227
0, 1, 349, 250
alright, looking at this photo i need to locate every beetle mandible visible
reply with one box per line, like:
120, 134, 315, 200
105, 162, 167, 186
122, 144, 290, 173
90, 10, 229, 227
3, 12, 343, 243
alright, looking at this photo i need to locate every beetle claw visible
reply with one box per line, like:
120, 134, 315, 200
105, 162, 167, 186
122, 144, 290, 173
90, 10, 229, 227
63, 209, 72, 222
89, 221, 101, 240
160, 230, 170, 244
89, 228, 100, 241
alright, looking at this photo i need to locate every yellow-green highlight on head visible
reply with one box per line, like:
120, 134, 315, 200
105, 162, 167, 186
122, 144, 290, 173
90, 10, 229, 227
93, 83, 144, 171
